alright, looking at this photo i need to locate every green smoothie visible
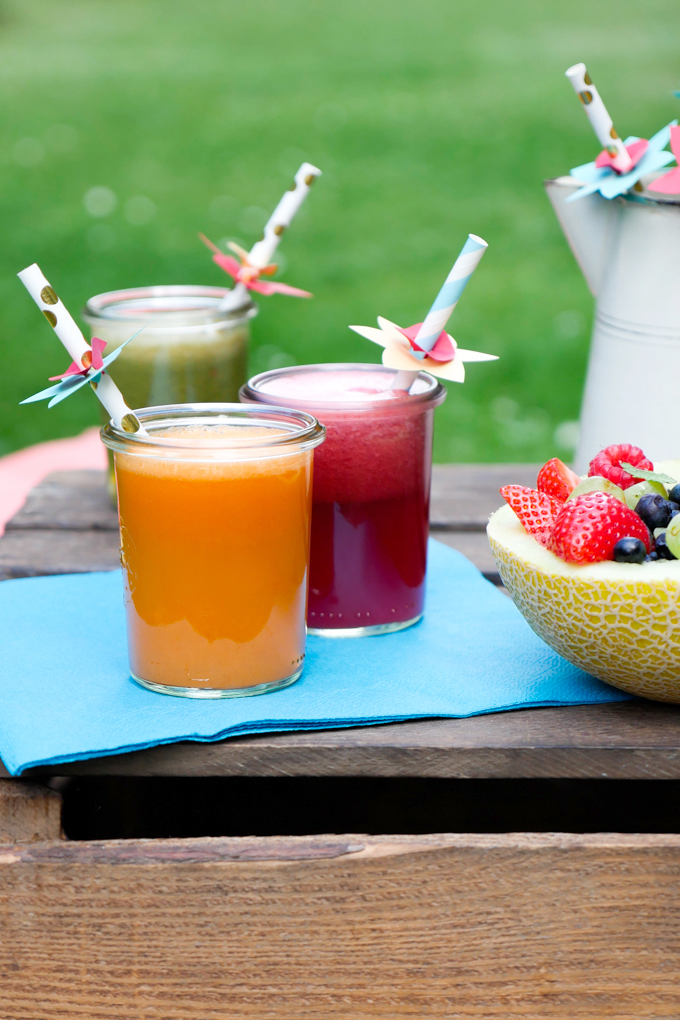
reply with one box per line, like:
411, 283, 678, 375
83, 285, 256, 410
84, 285, 257, 496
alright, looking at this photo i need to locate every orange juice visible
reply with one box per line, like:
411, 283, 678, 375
102, 408, 325, 697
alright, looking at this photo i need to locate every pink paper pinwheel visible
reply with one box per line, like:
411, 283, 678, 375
199, 235, 311, 298
648, 126, 680, 194
350, 315, 497, 384
594, 137, 648, 173
350, 235, 498, 387
200, 161, 321, 299
48, 336, 107, 380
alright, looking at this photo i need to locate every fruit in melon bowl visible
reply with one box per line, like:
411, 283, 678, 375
487, 446, 680, 702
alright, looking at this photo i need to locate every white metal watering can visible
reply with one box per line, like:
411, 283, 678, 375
545, 177, 680, 472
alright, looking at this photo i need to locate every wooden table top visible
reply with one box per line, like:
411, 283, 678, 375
2, 466, 680, 780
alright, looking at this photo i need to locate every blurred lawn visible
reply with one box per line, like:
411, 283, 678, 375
1, 0, 679, 462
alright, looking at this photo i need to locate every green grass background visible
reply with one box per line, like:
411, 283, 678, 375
1, 0, 679, 462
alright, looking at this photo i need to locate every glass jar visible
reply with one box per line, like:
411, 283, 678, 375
241, 364, 446, 637
101, 403, 326, 698
83, 285, 257, 410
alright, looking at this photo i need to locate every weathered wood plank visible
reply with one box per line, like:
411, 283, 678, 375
8, 466, 680, 787
6, 464, 540, 534
430, 463, 538, 530
5, 470, 118, 532
1, 831, 679, 1017
1, 466, 538, 582
0, 780, 62, 842
0, 529, 120, 580
0, 528, 499, 583
29, 701, 680, 779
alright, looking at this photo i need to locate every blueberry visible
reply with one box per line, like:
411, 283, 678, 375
645, 552, 659, 562
613, 537, 647, 564
655, 533, 676, 560
635, 493, 676, 531
669, 484, 680, 504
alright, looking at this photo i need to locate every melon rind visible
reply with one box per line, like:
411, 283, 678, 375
487, 503, 680, 702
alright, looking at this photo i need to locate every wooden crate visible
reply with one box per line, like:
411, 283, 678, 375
2, 469, 680, 1017
2, 832, 680, 1018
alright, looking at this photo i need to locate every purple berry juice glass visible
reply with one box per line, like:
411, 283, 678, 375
240, 364, 445, 636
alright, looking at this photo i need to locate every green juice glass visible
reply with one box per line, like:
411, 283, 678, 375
83, 285, 257, 495
83, 285, 257, 410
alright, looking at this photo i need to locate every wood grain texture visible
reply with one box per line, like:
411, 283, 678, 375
0, 780, 61, 842
29, 701, 680, 779
0, 526, 499, 583
7, 465, 540, 534
0, 468, 510, 582
0, 528, 120, 580
430, 463, 538, 530
7, 467, 680, 785
0, 831, 679, 1017
5, 470, 118, 532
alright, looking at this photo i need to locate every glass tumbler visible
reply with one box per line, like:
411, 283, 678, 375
101, 403, 325, 697
83, 285, 257, 410
241, 364, 446, 636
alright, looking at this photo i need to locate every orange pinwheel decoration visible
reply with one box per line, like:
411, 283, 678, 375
199, 234, 311, 298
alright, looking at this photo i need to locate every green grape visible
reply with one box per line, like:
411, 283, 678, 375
623, 480, 668, 511
566, 476, 625, 504
666, 515, 680, 559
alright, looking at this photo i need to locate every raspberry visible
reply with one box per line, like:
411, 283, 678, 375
500, 485, 563, 547
588, 444, 653, 491
547, 491, 652, 564
537, 458, 581, 502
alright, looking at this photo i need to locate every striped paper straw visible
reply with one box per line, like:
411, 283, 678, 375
392, 234, 488, 391
413, 234, 488, 353
565, 63, 633, 174
248, 162, 322, 269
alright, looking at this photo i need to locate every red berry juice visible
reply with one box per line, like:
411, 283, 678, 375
240, 364, 445, 635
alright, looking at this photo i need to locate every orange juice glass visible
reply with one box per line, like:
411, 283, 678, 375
101, 404, 325, 698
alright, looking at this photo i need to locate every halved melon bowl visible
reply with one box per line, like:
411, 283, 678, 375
487, 473, 680, 703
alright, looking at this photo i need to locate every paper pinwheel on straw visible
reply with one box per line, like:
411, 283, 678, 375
647, 125, 680, 194
200, 161, 322, 301
565, 63, 676, 202
18, 264, 147, 435
349, 234, 498, 392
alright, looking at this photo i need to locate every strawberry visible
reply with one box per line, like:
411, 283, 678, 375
588, 444, 653, 491
500, 485, 563, 546
547, 491, 651, 564
537, 458, 581, 502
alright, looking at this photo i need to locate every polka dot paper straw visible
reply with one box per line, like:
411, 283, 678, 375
18, 264, 93, 370
248, 162, 322, 269
565, 63, 633, 174
18, 263, 145, 434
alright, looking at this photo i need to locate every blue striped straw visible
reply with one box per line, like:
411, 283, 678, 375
412, 234, 488, 356
391, 233, 488, 391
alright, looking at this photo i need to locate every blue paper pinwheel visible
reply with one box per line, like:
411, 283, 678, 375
21, 329, 142, 409
567, 122, 678, 203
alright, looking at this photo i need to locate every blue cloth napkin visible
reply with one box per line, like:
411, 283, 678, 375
0, 539, 630, 775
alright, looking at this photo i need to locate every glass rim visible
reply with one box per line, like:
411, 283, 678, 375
240, 362, 446, 412
100, 402, 326, 456
83, 284, 257, 330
